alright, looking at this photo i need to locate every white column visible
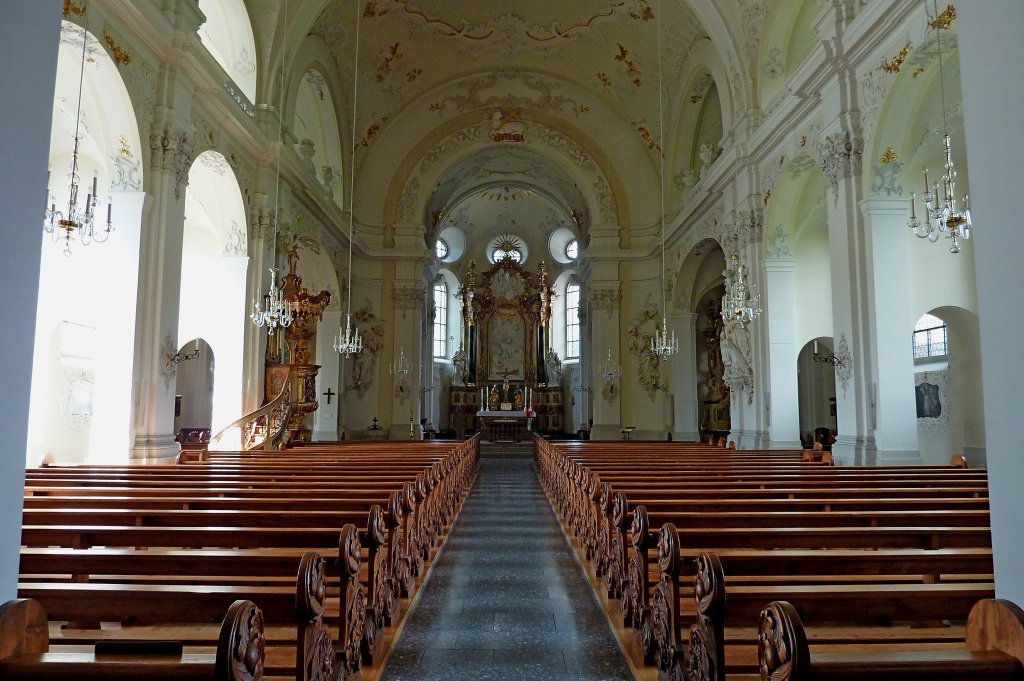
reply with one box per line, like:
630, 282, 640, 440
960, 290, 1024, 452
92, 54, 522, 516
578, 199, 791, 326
668, 311, 699, 441
819, 125, 875, 465
763, 260, 801, 448
389, 283, 423, 438
0, 0, 61, 601
314, 309, 341, 441
860, 197, 920, 463
958, 0, 1024, 604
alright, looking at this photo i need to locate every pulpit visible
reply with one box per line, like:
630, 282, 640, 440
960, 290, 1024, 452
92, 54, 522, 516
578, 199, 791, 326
264, 245, 331, 442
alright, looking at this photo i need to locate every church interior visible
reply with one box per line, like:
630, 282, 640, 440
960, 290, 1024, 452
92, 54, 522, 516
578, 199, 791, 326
3, 0, 1024, 679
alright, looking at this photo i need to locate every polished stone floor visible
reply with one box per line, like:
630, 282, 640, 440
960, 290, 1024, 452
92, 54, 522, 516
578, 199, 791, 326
377, 448, 636, 681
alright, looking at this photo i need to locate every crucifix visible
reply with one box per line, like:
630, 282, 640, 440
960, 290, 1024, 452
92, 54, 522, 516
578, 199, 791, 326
322, 387, 336, 405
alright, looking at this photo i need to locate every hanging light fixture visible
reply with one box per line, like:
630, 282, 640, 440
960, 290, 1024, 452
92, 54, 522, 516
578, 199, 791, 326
650, 0, 678, 358
44, 17, 113, 255
389, 346, 410, 376
721, 252, 762, 327
250, 0, 293, 336
599, 349, 621, 380
907, 0, 971, 253
335, 0, 363, 357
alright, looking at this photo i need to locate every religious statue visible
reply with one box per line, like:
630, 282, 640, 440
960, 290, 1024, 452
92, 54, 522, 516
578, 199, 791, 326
451, 343, 467, 387
700, 142, 716, 169
488, 386, 500, 411
720, 317, 753, 394
513, 388, 525, 411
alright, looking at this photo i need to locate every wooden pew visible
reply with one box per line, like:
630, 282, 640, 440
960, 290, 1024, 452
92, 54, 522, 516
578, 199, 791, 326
757, 598, 1024, 681
19, 440, 478, 680
0, 598, 266, 681
18, 549, 339, 681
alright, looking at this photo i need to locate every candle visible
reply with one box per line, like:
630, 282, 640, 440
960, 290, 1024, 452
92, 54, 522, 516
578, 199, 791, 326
923, 168, 929, 195
813, 340, 818, 355
107, 202, 112, 224
909, 193, 917, 219
92, 175, 97, 196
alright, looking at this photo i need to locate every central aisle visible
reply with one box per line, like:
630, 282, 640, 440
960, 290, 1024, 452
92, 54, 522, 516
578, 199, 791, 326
378, 448, 636, 681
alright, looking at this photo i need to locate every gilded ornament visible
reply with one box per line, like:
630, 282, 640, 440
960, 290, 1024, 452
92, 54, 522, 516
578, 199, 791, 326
103, 33, 133, 66
881, 42, 911, 74
930, 4, 956, 30
912, 66, 925, 79
63, 0, 85, 17
879, 146, 897, 164
117, 135, 133, 161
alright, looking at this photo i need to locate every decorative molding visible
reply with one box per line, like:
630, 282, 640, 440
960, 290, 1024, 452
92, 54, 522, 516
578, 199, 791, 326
159, 331, 177, 390
871, 160, 904, 197
109, 155, 141, 192
626, 303, 663, 399
103, 32, 133, 66
223, 220, 246, 256
346, 303, 384, 396
915, 369, 950, 430
817, 131, 863, 205
589, 285, 621, 312
393, 285, 425, 317
880, 41, 911, 74
721, 318, 754, 403
764, 224, 792, 260
835, 332, 853, 398
149, 126, 194, 200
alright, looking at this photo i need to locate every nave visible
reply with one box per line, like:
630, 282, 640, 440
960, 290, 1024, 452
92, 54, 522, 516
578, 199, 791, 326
379, 444, 636, 681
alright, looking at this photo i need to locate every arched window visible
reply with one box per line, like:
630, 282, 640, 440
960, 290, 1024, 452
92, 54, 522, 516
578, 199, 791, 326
435, 238, 449, 259
433, 280, 448, 358
913, 313, 948, 359
565, 281, 580, 359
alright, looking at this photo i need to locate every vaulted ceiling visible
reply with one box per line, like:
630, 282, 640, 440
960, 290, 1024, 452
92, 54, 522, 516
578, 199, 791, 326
246, 0, 774, 248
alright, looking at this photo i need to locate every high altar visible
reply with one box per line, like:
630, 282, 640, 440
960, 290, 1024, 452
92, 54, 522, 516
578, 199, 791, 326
448, 258, 564, 438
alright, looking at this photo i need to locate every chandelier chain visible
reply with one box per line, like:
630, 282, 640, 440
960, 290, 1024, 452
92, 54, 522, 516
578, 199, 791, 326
335, 0, 364, 357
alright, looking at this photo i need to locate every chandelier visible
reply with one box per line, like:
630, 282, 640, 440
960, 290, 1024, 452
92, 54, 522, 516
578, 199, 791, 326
389, 346, 410, 376
721, 253, 762, 327
650, 0, 677, 358
335, 0, 364, 358
44, 19, 113, 255
907, 1, 971, 253
599, 349, 621, 380
250, 267, 293, 335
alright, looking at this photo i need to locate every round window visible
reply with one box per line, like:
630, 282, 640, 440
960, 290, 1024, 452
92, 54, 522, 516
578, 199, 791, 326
435, 238, 449, 259
565, 239, 579, 260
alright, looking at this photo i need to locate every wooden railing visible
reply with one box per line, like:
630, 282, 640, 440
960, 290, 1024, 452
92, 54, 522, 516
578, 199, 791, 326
207, 370, 292, 453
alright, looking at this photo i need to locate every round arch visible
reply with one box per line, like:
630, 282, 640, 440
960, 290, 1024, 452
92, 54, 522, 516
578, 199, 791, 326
180, 150, 249, 434
27, 22, 145, 465
197, 0, 258, 102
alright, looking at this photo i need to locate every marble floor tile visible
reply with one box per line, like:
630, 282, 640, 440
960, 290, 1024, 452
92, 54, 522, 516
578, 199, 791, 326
377, 446, 636, 681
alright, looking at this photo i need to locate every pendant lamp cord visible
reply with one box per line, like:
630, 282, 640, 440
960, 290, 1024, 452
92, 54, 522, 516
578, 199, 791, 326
656, 0, 667, 320
346, 0, 362, 317
272, 0, 288, 263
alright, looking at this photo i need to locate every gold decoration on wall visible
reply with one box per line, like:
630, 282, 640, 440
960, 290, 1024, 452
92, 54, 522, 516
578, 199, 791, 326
63, 0, 85, 17
879, 146, 897, 164
912, 67, 925, 79
596, 72, 614, 88
881, 42, 911, 74
689, 94, 703, 104
633, 121, 660, 152
930, 4, 956, 30
375, 43, 403, 82
762, 190, 771, 206
117, 135, 133, 160
103, 33, 133, 66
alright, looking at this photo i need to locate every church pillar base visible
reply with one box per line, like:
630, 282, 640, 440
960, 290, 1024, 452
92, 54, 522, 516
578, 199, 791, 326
590, 424, 622, 441
831, 435, 875, 466
875, 448, 923, 466
131, 435, 180, 463
735, 429, 770, 449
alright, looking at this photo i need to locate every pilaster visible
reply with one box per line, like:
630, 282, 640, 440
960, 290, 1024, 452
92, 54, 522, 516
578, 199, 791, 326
313, 309, 342, 441
860, 197, 920, 464
130, 104, 195, 461
0, 0, 62, 601
389, 282, 424, 437
589, 281, 622, 439
667, 312, 699, 441
763, 260, 801, 448
817, 125, 876, 465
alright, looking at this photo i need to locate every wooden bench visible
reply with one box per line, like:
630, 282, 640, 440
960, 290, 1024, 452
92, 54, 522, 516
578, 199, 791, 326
757, 598, 1024, 681
0, 598, 265, 681
19, 439, 479, 680
534, 438, 997, 681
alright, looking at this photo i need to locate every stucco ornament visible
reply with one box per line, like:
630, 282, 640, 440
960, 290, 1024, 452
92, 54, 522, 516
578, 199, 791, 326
720, 317, 754, 403
626, 305, 663, 399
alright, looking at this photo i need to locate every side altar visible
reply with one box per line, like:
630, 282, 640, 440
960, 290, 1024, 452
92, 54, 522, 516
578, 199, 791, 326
446, 258, 564, 437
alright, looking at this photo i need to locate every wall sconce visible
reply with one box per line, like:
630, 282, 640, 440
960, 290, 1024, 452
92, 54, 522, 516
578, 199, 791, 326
167, 339, 200, 368
812, 340, 847, 367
